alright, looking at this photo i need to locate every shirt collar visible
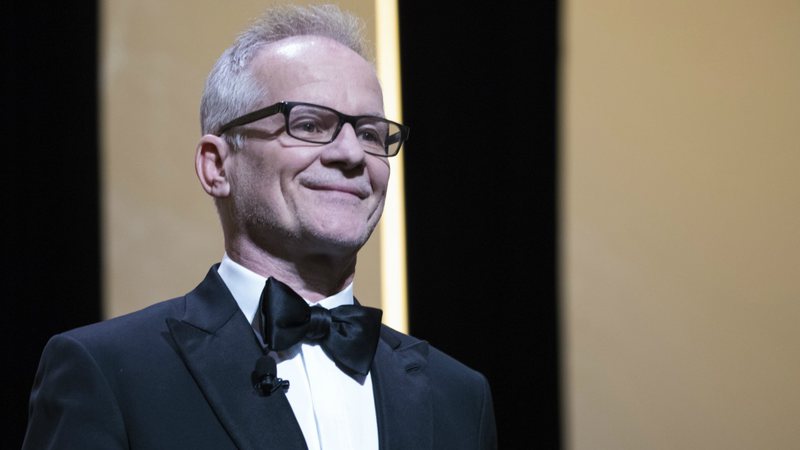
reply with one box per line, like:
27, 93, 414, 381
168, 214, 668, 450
217, 253, 354, 325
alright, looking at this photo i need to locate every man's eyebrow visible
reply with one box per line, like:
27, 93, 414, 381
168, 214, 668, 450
360, 111, 386, 118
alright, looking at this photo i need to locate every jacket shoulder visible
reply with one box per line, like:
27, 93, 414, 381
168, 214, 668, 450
61, 295, 187, 346
379, 325, 488, 385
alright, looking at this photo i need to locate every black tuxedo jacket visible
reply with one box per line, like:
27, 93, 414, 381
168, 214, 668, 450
23, 266, 497, 449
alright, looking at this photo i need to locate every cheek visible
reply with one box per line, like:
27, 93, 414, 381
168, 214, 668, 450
369, 160, 391, 192
240, 150, 295, 192
228, 154, 282, 210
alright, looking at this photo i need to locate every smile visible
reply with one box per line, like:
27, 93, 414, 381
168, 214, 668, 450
303, 183, 370, 199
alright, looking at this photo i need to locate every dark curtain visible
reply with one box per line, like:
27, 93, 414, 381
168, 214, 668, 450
2, 2, 101, 448
399, 2, 562, 448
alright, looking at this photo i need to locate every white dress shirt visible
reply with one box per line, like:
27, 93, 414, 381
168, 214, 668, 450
217, 254, 379, 450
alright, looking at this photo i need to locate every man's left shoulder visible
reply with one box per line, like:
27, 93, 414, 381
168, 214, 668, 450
378, 325, 489, 386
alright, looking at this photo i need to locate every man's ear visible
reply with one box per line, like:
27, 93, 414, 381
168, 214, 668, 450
195, 134, 232, 198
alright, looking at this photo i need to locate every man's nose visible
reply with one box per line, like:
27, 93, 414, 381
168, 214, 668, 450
320, 123, 366, 168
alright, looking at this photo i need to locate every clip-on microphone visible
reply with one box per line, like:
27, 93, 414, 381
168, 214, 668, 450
252, 355, 290, 396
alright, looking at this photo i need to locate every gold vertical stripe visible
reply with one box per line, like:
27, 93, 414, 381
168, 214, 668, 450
374, 0, 408, 333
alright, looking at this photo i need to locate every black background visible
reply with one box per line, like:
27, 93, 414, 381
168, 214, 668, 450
3, 2, 101, 449
399, 3, 561, 448
4, 1, 560, 448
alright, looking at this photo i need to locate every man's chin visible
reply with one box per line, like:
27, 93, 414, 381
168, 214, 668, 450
301, 224, 375, 254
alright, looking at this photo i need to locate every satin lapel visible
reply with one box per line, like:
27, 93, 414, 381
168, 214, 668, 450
167, 267, 307, 450
371, 327, 433, 450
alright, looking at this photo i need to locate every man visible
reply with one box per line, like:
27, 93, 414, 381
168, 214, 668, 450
23, 4, 496, 449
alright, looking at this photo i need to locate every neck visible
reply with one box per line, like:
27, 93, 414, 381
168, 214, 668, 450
225, 243, 357, 302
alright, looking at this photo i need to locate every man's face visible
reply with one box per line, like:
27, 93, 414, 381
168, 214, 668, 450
225, 36, 390, 259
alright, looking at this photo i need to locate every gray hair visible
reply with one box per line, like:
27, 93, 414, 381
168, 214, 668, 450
200, 4, 370, 149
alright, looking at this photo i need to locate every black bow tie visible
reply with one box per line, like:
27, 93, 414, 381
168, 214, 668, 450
260, 277, 382, 376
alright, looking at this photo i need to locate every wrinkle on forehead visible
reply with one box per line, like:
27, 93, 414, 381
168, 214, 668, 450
269, 35, 370, 61
250, 36, 384, 114
270, 36, 327, 58
258, 35, 373, 74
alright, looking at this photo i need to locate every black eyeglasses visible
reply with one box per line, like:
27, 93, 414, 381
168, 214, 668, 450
215, 101, 410, 157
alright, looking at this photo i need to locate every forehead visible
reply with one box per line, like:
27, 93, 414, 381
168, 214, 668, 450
250, 36, 383, 113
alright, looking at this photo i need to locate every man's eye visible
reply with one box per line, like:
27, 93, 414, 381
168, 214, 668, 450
298, 121, 320, 132
291, 118, 327, 136
358, 129, 381, 142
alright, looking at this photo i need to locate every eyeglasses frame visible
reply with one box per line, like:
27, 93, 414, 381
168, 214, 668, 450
214, 101, 410, 157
